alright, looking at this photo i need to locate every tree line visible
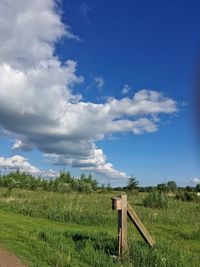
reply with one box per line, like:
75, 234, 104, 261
0, 170, 199, 194
0, 169, 98, 193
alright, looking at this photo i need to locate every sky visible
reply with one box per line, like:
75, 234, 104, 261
0, 0, 200, 187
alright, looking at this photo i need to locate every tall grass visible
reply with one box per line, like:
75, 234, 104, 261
142, 191, 168, 209
0, 188, 199, 266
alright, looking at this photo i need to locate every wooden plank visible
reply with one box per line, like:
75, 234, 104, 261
118, 194, 128, 255
127, 202, 155, 247
111, 197, 122, 210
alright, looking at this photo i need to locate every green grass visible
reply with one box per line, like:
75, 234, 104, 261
0, 188, 199, 266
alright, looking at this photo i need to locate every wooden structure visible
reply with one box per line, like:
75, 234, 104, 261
111, 194, 155, 255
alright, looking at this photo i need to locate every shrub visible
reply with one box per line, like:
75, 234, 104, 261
175, 192, 199, 202
72, 180, 93, 193
142, 191, 168, 209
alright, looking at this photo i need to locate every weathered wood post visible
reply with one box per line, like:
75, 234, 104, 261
111, 194, 155, 256
111, 194, 128, 255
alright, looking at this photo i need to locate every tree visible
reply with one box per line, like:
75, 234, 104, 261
127, 175, 139, 191
157, 183, 169, 192
80, 173, 98, 190
58, 170, 72, 183
167, 180, 177, 192
196, 183, 200, 192
185, 186, 193, 192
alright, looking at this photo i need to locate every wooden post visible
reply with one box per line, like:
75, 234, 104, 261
127, 202, 155, 247
111, 194, 127, 255
111, 194, 155, 255
118, 194, 127, 255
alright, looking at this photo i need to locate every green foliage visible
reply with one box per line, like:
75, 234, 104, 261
185, 186, 194, 192
126, 241, 189, 267
156, 181, 177, 193
138, 186, 156, 192
0, 189, 199, 266
142, 191, 168, 209
127, 175, 139, 191
180, 228, 200, 241
196, 183, 200, 192
157, 183, 169, 192
167, 180, 177, 192
175, 191, 200, 202
0, 169, 98, 193
0, 188, 200, 267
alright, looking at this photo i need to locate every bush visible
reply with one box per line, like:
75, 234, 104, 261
72, 180, 93, 193
175, 192, 199, 202
142, 191, 168, 209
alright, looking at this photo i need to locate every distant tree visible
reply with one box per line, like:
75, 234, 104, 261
167, 180, 177, 192
146, 186, 155, 192
80, 173, 86, 180
185, 186, 194, 192
58, 170, 72, 183
80, 173, 98, 190
157, 183, 169, 192
127, 175, 139, 191
196, 183, 200, 192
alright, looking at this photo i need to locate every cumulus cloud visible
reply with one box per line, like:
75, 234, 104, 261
190, 177, 200, 185
0, 0, 178, 179
0, 0, 80, 69
0, 155, 57, 177
0, 155, 39, 174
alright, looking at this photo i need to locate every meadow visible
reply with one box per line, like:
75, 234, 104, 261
0, 188, 199, 267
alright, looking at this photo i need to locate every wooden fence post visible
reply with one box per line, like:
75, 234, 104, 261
111, 194, 128, 255
118, 194, 127, 255
127, 202, 155, 247
111, 194, 155, 256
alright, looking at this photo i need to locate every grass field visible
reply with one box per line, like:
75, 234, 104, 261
0, 188, 199, 266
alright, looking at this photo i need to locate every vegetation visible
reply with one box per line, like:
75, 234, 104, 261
175, 191, 200, 202
0, 171, 199, 266
0, 169, 98, 193
127, 175, 139, 191
142, 191, 168, 209
196, 183, 200, 192
167, 180, 177, 192
0, 185, 199, 266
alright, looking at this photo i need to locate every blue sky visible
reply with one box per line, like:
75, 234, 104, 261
0, 0, 200, 186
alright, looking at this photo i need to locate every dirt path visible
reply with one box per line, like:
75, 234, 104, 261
0, 246, 27, 267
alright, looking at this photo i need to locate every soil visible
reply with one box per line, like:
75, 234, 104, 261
0, 246, 27, 267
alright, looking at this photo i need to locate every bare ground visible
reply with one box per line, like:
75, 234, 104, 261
0, 246, 27, 267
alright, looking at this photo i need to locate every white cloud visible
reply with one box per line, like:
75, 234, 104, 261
0, 0, 79, 69
190, 177, 200, 185
12, 139, 33, 152
0, 0, 178, 180
0, 155, 57, 178
0, 155, 39, 174
121, 84, 131, 95
94, 76, 105, 90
